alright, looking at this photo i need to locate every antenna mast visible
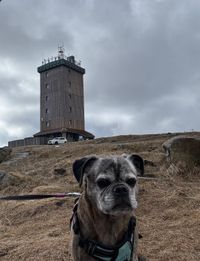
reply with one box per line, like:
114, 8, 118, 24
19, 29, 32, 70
58, 45, 65, 59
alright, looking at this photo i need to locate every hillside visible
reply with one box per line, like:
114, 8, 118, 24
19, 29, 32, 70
0, 133, 200, 261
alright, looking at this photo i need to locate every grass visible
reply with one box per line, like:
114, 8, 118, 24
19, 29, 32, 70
0, 132, 199, 260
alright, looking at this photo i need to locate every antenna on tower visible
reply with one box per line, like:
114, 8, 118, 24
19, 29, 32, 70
58, 45, 65, 59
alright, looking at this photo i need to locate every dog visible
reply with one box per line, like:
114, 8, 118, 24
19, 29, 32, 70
71, 154, 144, 261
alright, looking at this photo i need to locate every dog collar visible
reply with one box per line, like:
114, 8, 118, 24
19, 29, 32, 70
70, 199, 136, 261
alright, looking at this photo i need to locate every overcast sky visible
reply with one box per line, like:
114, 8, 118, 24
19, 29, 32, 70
0, 0, 200, 147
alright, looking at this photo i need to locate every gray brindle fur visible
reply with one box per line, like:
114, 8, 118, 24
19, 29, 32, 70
71, 154, 144, 261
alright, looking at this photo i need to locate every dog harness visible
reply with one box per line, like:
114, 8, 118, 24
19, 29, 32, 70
71, 200, 136, 261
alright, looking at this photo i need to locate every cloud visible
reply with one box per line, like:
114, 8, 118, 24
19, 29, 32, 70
0, 0, 200, 146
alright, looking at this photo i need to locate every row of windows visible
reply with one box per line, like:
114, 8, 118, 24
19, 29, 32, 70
45, 81, 71, 89
45, 93, 72, 101
45, 106, 72, 114
45, 120, 72, 127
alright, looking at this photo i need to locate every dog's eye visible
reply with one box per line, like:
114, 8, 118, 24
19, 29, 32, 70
97, 178, 111, 189
126, 178, 136, 187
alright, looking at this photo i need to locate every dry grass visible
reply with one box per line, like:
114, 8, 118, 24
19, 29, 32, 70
0, 132, 200, 260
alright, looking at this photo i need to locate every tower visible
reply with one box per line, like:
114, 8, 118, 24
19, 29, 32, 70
34, 47, 94, 142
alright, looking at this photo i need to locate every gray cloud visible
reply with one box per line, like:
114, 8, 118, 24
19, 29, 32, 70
0, 0, 200, 146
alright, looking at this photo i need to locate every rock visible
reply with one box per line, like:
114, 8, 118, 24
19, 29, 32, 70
0, 251, 8, 257
0, 147, 12, 163
53, 168, 66, 176
162, 136, 200, 166
55, 200, 65, 207
144, 159, 156, 167
0, 171, 20, 189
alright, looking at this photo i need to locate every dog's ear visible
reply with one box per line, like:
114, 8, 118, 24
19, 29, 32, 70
73, 156, 97, 186
127, 154, 144, 176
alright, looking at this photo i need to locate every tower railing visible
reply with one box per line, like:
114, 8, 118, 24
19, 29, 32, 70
41, 55, 81, 66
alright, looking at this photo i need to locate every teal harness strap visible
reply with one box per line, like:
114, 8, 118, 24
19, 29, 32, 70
115, 241, 133, 261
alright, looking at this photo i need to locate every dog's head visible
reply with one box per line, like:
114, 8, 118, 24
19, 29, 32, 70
73, 154, 144, 216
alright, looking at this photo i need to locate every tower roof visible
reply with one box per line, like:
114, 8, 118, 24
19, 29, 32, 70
37, 57, 85, 74
38, 47, 85, 74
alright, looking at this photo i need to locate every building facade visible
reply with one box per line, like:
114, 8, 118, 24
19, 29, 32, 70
34, 47, 94, 142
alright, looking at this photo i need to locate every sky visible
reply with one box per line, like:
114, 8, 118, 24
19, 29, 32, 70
0, 0, 200, 147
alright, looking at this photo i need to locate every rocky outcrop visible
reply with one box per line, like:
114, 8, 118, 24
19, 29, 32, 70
162, 136, 200, 166
0, 147, 12, 163
0, 172, 20, 189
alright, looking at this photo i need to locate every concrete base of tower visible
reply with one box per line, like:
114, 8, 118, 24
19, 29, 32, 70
34, 127, 94, 144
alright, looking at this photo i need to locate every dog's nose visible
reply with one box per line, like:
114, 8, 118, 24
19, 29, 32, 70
113, 185, 128, 195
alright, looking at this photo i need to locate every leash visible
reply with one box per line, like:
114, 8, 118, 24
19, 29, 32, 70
0, 192, 81, 201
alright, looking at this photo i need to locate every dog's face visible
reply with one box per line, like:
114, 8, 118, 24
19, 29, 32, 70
73, 154, 144, 216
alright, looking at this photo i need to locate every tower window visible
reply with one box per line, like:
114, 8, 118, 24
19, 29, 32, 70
69, 93, 72, 99
45, 96, 49, 101
69, 106, 72, 113
45, 72, 49, 77
69, 120, 72, 126
46, 121, 50, 127
45, 83, 50, 89
46, 108, 49, 114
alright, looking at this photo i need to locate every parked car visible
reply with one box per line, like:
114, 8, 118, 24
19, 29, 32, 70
48, 137, 67, 145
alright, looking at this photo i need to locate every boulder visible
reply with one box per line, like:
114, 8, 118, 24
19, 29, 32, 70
162, 136, 200, 166
0, 171, 20, 189
0, 147, 12, 163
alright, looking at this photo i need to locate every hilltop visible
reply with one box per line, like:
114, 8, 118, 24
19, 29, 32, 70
0, 132, 200, 260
